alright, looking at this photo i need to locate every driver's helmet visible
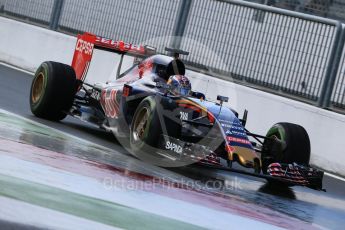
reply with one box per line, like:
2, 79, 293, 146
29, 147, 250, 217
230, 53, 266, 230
167, 75, 192, 96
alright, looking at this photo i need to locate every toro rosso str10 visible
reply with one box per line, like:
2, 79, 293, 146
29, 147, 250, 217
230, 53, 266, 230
29, 33, 324, 191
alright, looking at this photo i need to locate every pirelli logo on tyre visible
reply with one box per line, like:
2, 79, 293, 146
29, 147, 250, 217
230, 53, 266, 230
75, 38, 94, 56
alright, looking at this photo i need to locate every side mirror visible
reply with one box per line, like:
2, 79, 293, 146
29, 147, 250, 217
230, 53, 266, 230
217, 95, 229, 103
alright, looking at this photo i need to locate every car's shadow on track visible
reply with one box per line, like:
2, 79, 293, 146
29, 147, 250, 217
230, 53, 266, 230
170, 164, 298, 199
258, 183, 296, 200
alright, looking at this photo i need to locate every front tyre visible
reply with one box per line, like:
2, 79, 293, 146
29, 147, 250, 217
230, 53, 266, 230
130, 97, 162, 152
130, 96, 181, 154
30, 61, 76, 121
261, 122, 310, 174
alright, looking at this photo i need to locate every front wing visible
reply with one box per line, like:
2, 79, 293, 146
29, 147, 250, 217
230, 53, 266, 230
158, 135, 325, 191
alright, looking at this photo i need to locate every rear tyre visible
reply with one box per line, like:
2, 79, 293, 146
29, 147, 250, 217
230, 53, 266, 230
261, 122, 310, 174
30, 61, 76, 121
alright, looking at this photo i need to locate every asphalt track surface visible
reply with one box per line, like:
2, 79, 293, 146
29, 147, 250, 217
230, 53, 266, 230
1, 64, 345, 229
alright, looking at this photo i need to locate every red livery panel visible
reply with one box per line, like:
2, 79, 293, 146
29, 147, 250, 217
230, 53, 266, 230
71, 32, 150, 83
71, 33, 96, 81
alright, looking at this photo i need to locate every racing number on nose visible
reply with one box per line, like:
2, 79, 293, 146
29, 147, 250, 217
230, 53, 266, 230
180, 111, 188, 120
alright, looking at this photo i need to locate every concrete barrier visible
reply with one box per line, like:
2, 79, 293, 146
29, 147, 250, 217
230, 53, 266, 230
0, 16, 344, 176
0, 17, 75, 72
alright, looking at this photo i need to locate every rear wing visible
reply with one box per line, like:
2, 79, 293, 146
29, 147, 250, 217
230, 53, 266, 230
71, 32, 156, 81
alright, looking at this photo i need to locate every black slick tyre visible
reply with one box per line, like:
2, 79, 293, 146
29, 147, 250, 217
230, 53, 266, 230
261, 122, 311, 174
130, 96, 181, 153
30, 61, 76, 121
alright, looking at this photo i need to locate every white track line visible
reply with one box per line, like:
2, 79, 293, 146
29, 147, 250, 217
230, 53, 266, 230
0, 62, 34, 75
0, 108, 114, 156
324, 172, 345, 182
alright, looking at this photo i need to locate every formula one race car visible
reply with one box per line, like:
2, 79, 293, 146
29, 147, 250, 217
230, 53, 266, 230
29, 33, 324, 191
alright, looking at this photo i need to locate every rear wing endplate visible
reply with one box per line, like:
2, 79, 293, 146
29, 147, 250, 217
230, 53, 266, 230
71, 32, 156, 81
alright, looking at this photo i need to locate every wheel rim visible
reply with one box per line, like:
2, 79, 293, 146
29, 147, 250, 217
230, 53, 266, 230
32, 72, 45, 103
262, 133, 284, 171
254, 160, 261, 174
132, 107, 150, 142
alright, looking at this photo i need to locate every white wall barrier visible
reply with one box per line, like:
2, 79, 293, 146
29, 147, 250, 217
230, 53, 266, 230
0, 17, 75, 72
0, 17, 344, 176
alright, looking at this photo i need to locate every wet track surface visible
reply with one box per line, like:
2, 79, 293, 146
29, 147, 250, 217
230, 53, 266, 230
1, 64, 345, 229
